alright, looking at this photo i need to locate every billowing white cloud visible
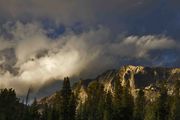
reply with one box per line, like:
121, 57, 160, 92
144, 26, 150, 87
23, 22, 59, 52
0, 22, 178, 95
109, 35, 176, 58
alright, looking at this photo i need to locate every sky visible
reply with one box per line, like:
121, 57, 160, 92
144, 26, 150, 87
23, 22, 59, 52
0, 0, 179, 96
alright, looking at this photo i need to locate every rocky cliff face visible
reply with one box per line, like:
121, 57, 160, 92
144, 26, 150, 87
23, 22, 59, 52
38, 65, 180, 104
118, 65, 179, 88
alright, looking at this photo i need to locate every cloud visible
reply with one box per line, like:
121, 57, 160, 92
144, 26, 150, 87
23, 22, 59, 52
0, 22, 178, 95
111, 35, 177, 58
0, 0, 159, 25
0, 22, 102, 95
0, 39, 14, 51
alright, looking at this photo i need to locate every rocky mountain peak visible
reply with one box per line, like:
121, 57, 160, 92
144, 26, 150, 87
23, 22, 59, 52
38, 65, 180, 105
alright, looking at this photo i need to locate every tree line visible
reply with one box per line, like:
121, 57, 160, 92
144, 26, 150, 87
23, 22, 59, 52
0, 77, 180, 120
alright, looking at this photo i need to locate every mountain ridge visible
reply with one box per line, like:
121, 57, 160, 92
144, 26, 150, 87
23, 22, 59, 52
38, 65, 180, 105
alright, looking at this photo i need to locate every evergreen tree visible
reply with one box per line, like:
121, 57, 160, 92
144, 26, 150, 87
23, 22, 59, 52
134, 89, 146, 120
69, 93, 77, 120
144, 102, 157, 120
59, 77, 76, 120
97, 90, 106, 120
120, 85, 134, 120
51, 105, 59, 120
85, 81, 105, 120
103, 92, 113, 120
156, 82, 169, 120
112, 79, 134, 120
0, 88, 22, 120
41, 104, 49, 120
30, 98, 40, 120
112, 79, 123, 120
76, 101, 89, 120
169, 80, 180, 120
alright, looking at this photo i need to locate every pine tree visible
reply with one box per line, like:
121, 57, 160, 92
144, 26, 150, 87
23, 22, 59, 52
85, 81, 105, 120
156, 82, 169, 120
0, 88, 22, 120
112, 79, 123, 120
144, 102, 157, 120
41, 103, 49, 120
97, 90, 106, 120
30, 98, 40, 120
120, 85, 134, 120
69, 93, 77, 120
169, 80, 180, 120
134, 89, 146, 120
59, 77, 76, 120
103, 92, 113, 120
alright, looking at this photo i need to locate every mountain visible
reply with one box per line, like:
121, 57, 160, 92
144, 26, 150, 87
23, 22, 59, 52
38, 65, 180, 105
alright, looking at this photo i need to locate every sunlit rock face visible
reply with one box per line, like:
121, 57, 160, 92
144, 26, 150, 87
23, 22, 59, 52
85, 65, 180, 93
74, 66, 179, 103
39, 65, 180, 104
122, 65, 179, 88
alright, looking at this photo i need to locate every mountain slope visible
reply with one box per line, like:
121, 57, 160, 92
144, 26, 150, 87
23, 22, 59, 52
38, 65, 180, 104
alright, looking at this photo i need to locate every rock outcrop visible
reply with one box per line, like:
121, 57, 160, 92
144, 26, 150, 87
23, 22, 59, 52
38, 65, 180, 104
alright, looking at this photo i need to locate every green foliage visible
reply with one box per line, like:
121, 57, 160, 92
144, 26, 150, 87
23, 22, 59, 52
112, 79, 134, 120
59, 77, 77, 120
156, 82, 169, 120
144, 102, 157, 120
0, 77, 180, 120
29, 98, 40, 120
168, 80, 180, 120
120, 86, 134, 120
134, 89, 145, 120
0, 88, 23, 120
85, 81, 105, 120
103, 92, 113, 120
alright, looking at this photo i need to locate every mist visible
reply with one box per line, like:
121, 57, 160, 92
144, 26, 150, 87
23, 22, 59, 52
0, 21, 178, 96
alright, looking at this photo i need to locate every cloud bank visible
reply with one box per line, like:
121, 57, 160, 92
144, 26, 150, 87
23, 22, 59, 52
0, 22, 179, 95
0, 0, 161, 25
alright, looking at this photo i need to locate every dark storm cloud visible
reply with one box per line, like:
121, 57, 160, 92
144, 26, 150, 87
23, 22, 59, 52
0, 22, 178, 95
0, 0, 179, 95
0, 0, 179, 37
0, 0, 159, 24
